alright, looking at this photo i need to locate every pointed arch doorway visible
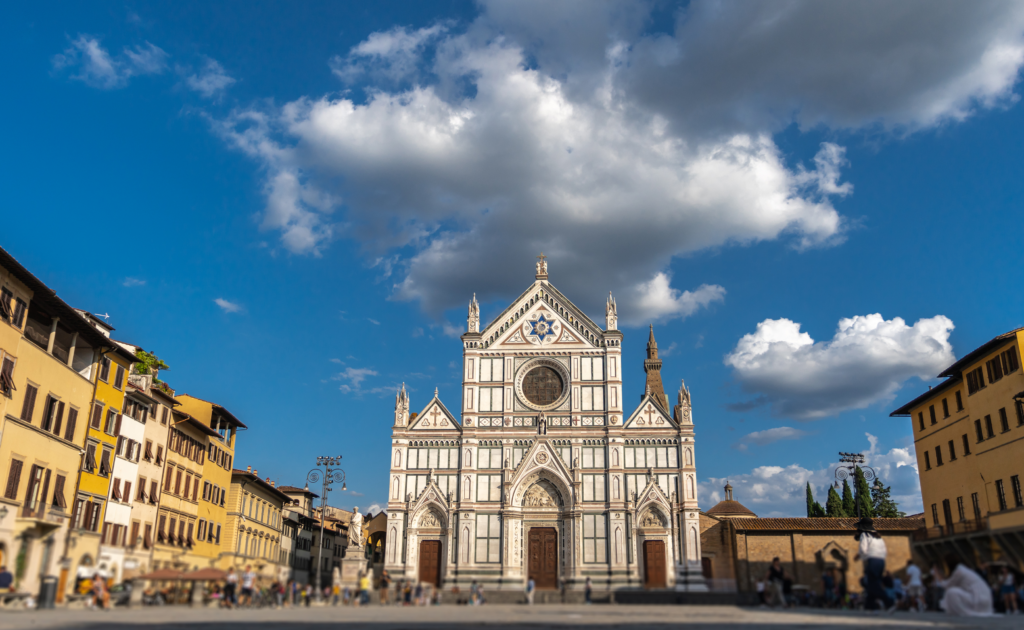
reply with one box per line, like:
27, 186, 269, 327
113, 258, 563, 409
527, 527, 558, 590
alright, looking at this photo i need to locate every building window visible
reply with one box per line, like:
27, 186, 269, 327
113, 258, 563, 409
581, 446, 605, 468
582, 474, 606, 502
948, 440, 956, 461
478, 387, 503, 412
114, 365, 126, 390
476, 475, 501, 502
580, 386, 605, 411
4, 459, 23, 500
475, 514, 500, 563
955, 391, 963, 411
625, 444, 678, 468
929, 405, 936, 425
924, 451, 931, 470
971, 493, 982, 521
624, 473, 678, 500
99, 356, 111, 382
408, 447, 459, 469
931, 503, 939, 527
582, 514, 607, 563
996, 480, 1008, 511
934, 446, 943, 466
975, 420, 984, 443
478, 447, 502, 469
580, 357, 604, 381
962, 434, 971, 456
1017, 399, 1024, 426
966, 367, 986, 395
20, 383, 38, 422
956, 496, 965, 521
999, 408, 1010, 433
1001, 346, 1020, 374
941, 398, 949, 418
917, 412, 925, 432
985, 415, 995, 439
0, 354, 15, 398
1011, 475, 1023, 508
479, 358, 503, 382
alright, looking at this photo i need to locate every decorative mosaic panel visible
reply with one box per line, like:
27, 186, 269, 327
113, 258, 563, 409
547, 416, 572, 427
513, 416, 537, 427
582, 416, 606, 426
477, 417, 504, 428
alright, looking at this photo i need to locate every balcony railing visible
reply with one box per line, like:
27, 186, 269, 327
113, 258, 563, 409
913, 518, 988, 541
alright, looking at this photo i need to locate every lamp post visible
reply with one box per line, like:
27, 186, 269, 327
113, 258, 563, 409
306, 456, 346, 602
833, 452, 876, 517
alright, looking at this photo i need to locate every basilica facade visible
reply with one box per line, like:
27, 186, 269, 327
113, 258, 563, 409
385, 259, 706, 591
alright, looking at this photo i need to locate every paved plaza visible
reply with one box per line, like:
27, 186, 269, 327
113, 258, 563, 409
0, 605, 1015, 630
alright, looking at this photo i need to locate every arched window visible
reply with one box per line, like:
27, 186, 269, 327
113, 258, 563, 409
394, 450, 402, 468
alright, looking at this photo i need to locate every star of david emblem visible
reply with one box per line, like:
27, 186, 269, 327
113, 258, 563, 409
528, 315, 556, 341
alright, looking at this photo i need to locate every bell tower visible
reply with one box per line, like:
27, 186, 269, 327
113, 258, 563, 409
644, 325, 670, 410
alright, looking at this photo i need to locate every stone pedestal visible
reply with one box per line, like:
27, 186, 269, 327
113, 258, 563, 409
340, 547, 368, 587
674, 562, 709, 592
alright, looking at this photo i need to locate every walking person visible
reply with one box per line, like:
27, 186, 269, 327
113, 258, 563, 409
240, 565, 256, 607
525, 577, 536, 605
585, 576, 592, 604
854, 518, 894, 612
763, 558, 787, 608
379, 569, 391, 605
904, 559, 924, 612
224, 568, 238, 609
1000, 566, 1018, 614
359, 572, 371, 606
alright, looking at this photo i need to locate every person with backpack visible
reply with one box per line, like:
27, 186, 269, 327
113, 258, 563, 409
854, 518, 895, 613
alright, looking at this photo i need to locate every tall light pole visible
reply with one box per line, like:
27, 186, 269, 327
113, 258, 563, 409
833, 452, 876, 518
307, 456, 346, 602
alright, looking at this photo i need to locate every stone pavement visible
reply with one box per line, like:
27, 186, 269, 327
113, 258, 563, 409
0, 605, 1016, 630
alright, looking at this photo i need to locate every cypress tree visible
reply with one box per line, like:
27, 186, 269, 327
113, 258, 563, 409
870, 478, 905, 518
805, 483, 825, 517
841, 479, 855, 516
825, 485, 846, 517
853, 466, 873, 518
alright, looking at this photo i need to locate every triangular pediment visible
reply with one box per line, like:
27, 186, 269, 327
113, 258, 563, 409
507, 438, 574, 507
409, 397, 462, 432
635, 475, 672, 520
624, 395, 677, 429
479, 281, 606, 350
409, 478, 451, 524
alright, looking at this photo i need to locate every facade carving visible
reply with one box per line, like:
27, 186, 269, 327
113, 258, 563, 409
385, 260, 705, 591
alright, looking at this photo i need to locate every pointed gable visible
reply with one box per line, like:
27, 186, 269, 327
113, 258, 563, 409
479, 281, 607, 350
624, 394, 677, 429
409, 395, 461, 432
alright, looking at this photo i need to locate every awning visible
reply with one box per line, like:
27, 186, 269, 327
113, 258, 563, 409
180, 567, 226, 581
138, 568, 184, 580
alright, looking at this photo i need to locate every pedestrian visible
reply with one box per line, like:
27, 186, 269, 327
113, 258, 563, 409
904, 559, 924, 612
853, 518, 894, 612
303, 583, 311, 607
224, 568, 238, 608
470, 580, 480, 605
332, 582, 340, 606
414, 581, 424, 606
585, 576, 592, 604
91, 573, 110, 610
525, 577, 535, 605
240, 564, 256, 607
763, 558, 787, 608
931, 555, 994, 616
755, 579, 766, 606
0, 565, 13, 592
1000, 566, 1018, 614
380, 569, 391, 605
404, 581, 412, 605
359, 572, 371, 606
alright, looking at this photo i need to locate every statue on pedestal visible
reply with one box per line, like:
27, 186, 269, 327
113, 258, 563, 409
348, 508, 364, 548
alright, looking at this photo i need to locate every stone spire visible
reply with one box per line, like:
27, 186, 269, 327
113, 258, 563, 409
674, 379, 692, 424
467, 293, 480, 333
535, 253, 548, 280
644, 325, 670, 411
605, 292, 617, 331
395, 383, 409, 426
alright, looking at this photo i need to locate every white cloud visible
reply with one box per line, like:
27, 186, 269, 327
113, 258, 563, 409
335, 367, 379, 394
363, 503, 384, 516
53, 36, 168, 89
734, 426, 810, 451
412, 327, 424, 337
725, 314, 955, 419
329, 358, 343, 364
122, 277, 146, 287
185, 58, 236, 98
211, 2, 1024, 322
700, 433, 921, 517
213, 298, 244, 313
367, 318, 381, 325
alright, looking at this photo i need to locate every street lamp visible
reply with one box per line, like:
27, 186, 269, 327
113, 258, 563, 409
833, 451, 877, 517
307, 456, 346, 602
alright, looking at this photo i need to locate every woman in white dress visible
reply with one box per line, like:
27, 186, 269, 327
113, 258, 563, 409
932, 555, 995, 617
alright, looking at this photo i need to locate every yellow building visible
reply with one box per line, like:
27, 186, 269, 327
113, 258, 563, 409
0, 246, 134, 598
151, 409, 217, 571
891, 327, 1024, 570
174, 394, 244, 567
222, 467, 288, 581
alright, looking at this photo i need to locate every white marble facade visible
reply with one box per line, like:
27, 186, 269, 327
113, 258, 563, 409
386, 259, 705, 591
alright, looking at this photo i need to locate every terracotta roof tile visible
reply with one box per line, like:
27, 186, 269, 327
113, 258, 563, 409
706, 500, 757, 517
731, 517, 924, 532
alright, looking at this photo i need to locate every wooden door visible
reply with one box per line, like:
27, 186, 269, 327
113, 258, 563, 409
528, 527, 558, 589
643, 540, 666, 588
418, 540, 441, 586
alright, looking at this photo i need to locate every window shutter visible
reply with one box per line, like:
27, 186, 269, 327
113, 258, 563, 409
21, 384, 37, 422
90, 403, 102, 429
63, 408, 78, 442
53, 475, 67, 509
0, 356, 16, 396
168, 518, 177, 544
158, 515, 166, 541
4, 459, 23, 499
130, 521, 140, 549
112, 478, 122, 501
192, 480, 199, 502
37, 469, 51, 517
144, 524, 152, 548
124, 481, 132, 504
150, 480, 158, 504
100, 449, 111, 476
114, 414, 122, 436
114, 365, 125, 389
174, 470, 182, 495
164, 470, 173, 492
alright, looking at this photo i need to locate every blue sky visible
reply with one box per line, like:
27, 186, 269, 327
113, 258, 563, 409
4, 1, 1024, 516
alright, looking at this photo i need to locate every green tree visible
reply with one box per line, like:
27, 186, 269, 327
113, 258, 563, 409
870, 478, 905, 518
853, 466, 873, 518
825, 485, 847, 517
841, 479, 855, 516
806, 483, 825, 517
134, 349, 169, 376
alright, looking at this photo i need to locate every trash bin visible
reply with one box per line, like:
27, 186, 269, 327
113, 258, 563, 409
38, 576, 58, 609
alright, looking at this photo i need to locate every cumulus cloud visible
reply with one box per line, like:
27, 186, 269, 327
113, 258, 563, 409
184, 58, 236, 98
734, 426, 810, 451
725, 314, 954, 419
52, 36, 168, 89
212, 1, 1024, 322
213, 298, 244, 313
700, 432, 921, 517
122, 277, 146, 287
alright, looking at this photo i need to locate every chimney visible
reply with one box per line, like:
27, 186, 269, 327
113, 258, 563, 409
254, 470, 258, 476
247, 466, 252, 473
270, 481, 275, 487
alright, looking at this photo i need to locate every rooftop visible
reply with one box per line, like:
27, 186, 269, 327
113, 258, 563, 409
730, 517, 925, 532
